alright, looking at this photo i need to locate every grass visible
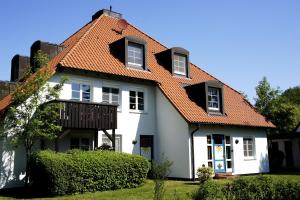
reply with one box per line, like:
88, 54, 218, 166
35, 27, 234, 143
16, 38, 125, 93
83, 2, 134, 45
0, 173, 299, 200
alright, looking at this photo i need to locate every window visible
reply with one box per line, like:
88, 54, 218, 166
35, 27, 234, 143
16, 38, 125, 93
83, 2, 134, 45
128, 42, 144, 69
70, 138, 90, 150
207, 135, 213, 168
243, 137, 255, 159
102, 87, 120, 106
225, 136, 232, 170
71, 83, 91, 102
173, 54, 187, 75
129, 90, 144, 111
208, 87, 220, 111
102, 134, 122, 152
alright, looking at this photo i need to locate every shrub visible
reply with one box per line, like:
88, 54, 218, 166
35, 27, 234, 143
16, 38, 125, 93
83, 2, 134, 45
191, 175, 300, 200
196, 166, 214, 184
190, 181, 223, 200
30, 150, 149, 195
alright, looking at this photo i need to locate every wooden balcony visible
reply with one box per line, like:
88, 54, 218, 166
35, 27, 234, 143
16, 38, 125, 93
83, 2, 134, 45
54, 100, 117, 130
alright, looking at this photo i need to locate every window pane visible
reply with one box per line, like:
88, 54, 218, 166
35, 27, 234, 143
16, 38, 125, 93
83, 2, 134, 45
208, 161, 213, 168
227, 161, 232, 169
207, 146, 212, 160
71, 83, 80, 91
70, 138, 79, 149
138, 104, 144, 111
207, 135, 212, 144
225, 136, 230, 144
226, 146, 231, 159
130, 91, 136, 97
72, 91, 80, 100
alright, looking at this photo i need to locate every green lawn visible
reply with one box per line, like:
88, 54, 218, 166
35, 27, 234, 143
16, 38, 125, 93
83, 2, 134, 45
0, 173, 299, 200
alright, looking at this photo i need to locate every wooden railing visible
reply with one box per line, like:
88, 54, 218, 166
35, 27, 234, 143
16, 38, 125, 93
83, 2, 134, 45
53, 100, 117, 130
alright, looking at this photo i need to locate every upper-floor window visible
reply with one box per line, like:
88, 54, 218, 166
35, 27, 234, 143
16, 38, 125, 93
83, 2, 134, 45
128, 42, 144, 69
71, 83, 91, 102
208, 87, 220, 111
173, 54, 187, 76
102, 87, 120, 105
129, 90, 144, 111
243, 137, 255, 159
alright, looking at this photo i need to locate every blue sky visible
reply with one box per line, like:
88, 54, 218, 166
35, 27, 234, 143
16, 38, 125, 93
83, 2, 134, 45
0, 1, 299, 103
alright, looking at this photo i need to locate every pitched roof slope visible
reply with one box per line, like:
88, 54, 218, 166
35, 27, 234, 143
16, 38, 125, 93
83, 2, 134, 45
0, 13, 274, 128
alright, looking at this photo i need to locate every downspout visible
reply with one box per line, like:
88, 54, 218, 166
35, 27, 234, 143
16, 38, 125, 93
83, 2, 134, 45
191, 126, 199, 181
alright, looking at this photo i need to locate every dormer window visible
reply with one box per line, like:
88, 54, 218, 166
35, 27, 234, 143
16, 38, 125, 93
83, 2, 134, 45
208, 87, 220, 111
128, 42, 144, 69
173, 54, 187, 76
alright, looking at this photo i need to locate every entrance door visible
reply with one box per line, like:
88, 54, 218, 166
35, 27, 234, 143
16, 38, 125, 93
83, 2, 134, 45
140, 135, 153, 163
213, 134, 226, 173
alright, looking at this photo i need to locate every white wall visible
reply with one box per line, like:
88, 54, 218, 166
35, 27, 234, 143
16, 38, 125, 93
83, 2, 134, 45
194, 126, 269, 175
155, 88, 191, 179
49, 72, 157, 156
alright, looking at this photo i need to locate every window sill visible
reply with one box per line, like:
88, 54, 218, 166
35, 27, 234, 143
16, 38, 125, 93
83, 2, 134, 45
129, 110, 147, 114
244, 157, 256, 161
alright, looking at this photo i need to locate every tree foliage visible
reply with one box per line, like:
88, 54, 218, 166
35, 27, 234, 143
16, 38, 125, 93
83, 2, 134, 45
254, 77, 300, 134
0, 50, 66, 184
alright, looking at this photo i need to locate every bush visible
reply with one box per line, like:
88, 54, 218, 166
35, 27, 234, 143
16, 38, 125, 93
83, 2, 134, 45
30, 150, 149, 195
191, 175, 300, 200
190, 181, 223, 200
196, 166, 214, 184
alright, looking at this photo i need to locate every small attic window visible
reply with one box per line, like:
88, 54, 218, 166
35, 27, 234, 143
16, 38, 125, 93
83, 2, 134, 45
171, 47, 189, 78
125, 36, 147, 71
173, 53, 187, 75
208, 87, 220, 111
127, 42, 144, 69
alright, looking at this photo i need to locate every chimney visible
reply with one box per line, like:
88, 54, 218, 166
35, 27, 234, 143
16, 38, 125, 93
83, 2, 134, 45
30, 40, 64, 72
0, 81, 16, 100
92, 9, 122, 21
11, 55, 30, 82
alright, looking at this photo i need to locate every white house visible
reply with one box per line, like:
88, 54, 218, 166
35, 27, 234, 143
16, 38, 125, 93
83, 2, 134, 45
0, 9, 274, 188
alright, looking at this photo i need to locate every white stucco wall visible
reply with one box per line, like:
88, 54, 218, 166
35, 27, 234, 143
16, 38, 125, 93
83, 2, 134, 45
194, 126, 269, 175
49, 72, 157, 156
155, 88, 191, 179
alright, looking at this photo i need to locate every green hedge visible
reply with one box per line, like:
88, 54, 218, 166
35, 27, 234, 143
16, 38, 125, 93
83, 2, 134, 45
30, 150, 149, 195
191, 175, 300, 200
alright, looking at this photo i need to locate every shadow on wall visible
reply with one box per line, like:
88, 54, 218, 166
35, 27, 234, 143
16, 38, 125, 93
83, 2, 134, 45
0, 138, 26, 189
259, 152, 270, 173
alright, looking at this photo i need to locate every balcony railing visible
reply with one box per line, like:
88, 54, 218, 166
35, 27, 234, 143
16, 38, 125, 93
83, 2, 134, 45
53, 100, 117, 130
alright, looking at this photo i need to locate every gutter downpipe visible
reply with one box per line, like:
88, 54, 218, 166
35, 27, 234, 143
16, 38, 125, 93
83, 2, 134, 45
191, 125, 200, 181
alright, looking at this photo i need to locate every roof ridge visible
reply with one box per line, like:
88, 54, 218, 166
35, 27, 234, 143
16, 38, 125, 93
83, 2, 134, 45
60, 15, 104, 64
60, 20, 94, 46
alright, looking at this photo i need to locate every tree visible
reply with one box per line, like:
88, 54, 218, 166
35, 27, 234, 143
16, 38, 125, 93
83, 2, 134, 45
254, 77, 300, 134
0, 50, 66, 185
254, 76, 280, 117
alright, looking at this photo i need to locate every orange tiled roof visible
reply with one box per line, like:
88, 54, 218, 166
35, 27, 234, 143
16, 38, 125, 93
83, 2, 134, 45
0, 13, 274, 128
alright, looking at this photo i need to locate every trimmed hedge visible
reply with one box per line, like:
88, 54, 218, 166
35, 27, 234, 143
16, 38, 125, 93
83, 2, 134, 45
30, 150, 149, 195
191, 175, 300, 200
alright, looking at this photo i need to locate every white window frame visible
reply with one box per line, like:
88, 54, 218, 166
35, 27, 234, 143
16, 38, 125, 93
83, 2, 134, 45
243, 137, 256, 160
225, 135, 232, 172
207, 135, 214, 169
71, 81, 92, 102
101, 84, 122, 111
208, 87, 220, 111
101, 134, 122, 152
173, 53, 187, 76
129, 88, 147, 113
127, 42, 144, 69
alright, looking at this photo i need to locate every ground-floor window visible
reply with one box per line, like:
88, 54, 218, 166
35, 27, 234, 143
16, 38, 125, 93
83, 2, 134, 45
102, 134, 122, 152
243, 137, 255, 159
70, 137, 90, 150
140, 135, 153, 162
225, 136, 232, 169
207, 135, 213, 168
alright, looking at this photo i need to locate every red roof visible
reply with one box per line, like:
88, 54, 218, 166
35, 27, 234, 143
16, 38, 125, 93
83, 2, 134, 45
0, 13, 274, 128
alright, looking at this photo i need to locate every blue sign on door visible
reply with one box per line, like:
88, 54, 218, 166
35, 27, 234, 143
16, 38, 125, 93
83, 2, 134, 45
213, 135, 226, 173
